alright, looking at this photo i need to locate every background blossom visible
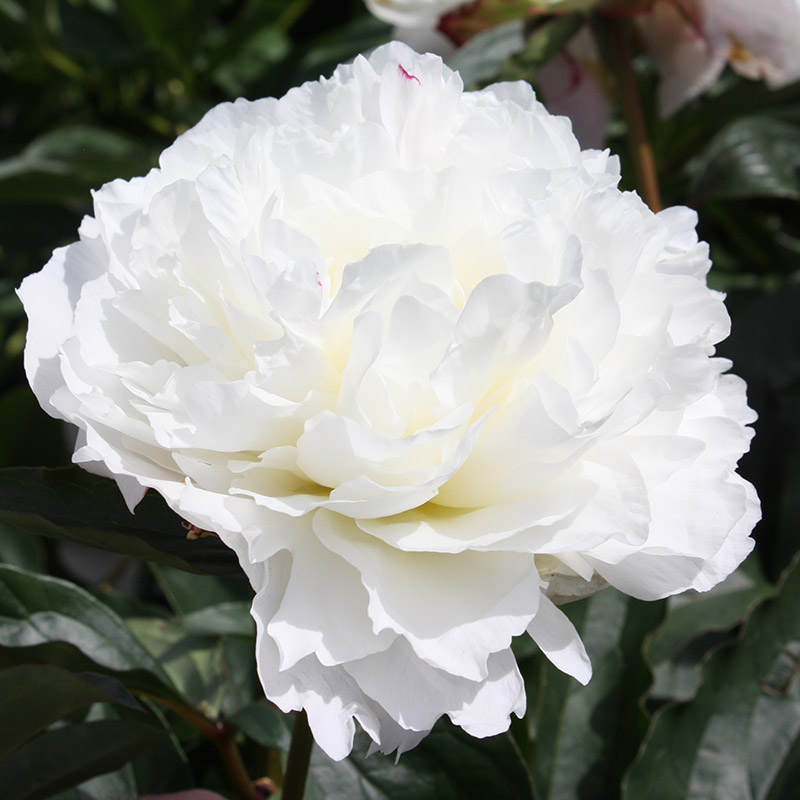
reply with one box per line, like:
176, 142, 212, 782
365, 0, 469, 27
639, 0, 800, 114
19, 41, 759, 761
366, 0, 800, 147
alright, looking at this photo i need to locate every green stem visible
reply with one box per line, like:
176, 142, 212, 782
217, 726, 261, 800
282, 711, 314, 800
601, 14, 663, 212
136, 692, 259, 800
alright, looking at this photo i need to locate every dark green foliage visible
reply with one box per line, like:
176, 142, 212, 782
0, 719, 167, 800
302, 725, 534, 800
0, 468, 240, 576
624, 557, 800, 800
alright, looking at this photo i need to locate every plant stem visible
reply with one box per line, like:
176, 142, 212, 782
282, 711, 314, 800
135, 691, 218, 739
217, 725, 262, 800
136, 691, 260, 800
601, 14, 663, 212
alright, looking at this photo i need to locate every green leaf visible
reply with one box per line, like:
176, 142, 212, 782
528, 589, 666, 800
447, 21, 525, 89
622, 556, 800, 800
0, 719, 166, 800
70, 763, 139, 800
116, 0, 197, 44
689, 117, 800, 201
229, 701, 291, 752
0, 125, 155, 204
126, 616, 256, 715
43, 699, 144, 800
0, 522, 44, 572
0, 564, 175, 694
0, 665, 141, 759
90, 586, 171, 622
57, 1, 136, 65
648, 567, 770, 664
764, 733, 800, 800
152, 564, 251, 615
0, 467, 240, 576
646, 559, 772, 702
211, 25, 291, 97
98, 698, 193, 798
306, 723, 534, 800
0, 0, 27, 28
181, 602, 255, 637
290, 14, 392, 87
497, 15, 584, 83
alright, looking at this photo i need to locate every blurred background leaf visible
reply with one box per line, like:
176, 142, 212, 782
623, 555, 800, 800
0, 467, 241, 576
304, 724, 535, 800
0, 664, 142, 759
0, 718, 168, 800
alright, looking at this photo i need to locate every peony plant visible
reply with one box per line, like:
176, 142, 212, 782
19, 40, 760, 770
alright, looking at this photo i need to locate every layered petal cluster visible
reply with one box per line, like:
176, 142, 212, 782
640, 0, 800, 114
20, 42, 759, 760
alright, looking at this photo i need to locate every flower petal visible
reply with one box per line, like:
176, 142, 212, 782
527, 595, 592, 685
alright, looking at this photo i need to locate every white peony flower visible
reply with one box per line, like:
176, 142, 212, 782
365, 0, 469, 27
19, 42, 759, 761
639, 0, 800, 114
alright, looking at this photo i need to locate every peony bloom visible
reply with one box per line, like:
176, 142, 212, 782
19, 42, 759, 760
639, 0, 800, 114
365, 0, 469, 27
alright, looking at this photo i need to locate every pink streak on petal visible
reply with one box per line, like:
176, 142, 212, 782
398, 64, 421, 85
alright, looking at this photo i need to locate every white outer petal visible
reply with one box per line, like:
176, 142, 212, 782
527, 594, 592, 685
